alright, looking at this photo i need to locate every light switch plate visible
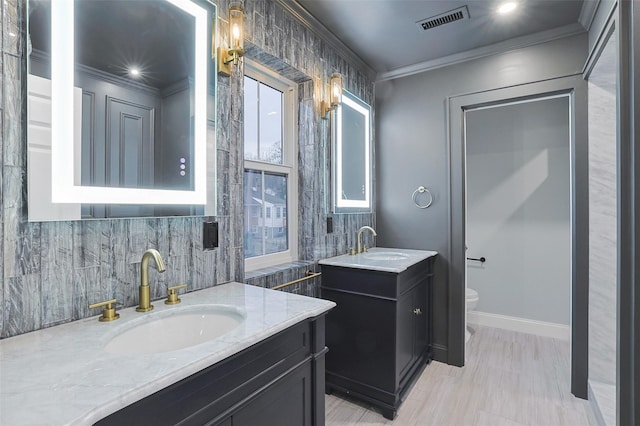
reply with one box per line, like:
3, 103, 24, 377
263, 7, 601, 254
203, 221, 218, 250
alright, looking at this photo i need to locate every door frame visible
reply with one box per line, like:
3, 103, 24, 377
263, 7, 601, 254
446, 74, 589, 398
616, 1, 639, 423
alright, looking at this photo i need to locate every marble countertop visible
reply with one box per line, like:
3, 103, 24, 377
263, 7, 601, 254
318, 247, 438, 273
0, 282, 335, 426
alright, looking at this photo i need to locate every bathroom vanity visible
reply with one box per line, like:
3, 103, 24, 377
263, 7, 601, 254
319, 248, 438, 420
0, 283, 334, 425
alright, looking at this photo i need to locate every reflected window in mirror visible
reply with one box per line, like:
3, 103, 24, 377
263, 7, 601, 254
332, 90, 372, 213
26, 0, 217, 221
243, 61, 298, 270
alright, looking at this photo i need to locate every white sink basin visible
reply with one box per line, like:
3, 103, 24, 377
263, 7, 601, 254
361, 252, 410, 261
105, 305, 245, 355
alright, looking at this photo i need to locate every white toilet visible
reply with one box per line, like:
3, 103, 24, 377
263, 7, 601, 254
466, 288, 479, 343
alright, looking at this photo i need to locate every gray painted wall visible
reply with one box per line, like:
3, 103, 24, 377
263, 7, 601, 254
375, 33, 588, 358
0, 0, 375, 338
466, 97, 571, 325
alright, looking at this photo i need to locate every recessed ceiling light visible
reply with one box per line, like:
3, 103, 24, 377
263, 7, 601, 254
129, 68, 140, 77
497, 2, 517, 14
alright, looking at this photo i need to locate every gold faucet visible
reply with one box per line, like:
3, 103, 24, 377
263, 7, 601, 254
357, 226, 377, 254
136, 249, 166, 312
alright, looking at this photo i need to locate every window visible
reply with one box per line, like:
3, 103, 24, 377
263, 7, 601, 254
244, 61, 298, 269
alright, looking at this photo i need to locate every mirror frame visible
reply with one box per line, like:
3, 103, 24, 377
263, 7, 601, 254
49, 0, 210, 206
332, 90, 372, 213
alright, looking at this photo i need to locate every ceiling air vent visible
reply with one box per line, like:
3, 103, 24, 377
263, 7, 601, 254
416, 6, 470, 32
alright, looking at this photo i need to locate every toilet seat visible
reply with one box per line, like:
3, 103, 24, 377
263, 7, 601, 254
466, 288, 479, 303
466, 288, 479, 343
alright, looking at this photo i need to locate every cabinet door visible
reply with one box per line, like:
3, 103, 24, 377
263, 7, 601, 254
398, 281, 429, 382
397, 289, 415, 381
324, 289, 396, 392
230, 360, 312, 426
413, 280, 428, 359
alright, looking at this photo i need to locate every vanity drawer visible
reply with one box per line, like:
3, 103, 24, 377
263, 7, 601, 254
320, 265, 398, 298
321, 258, 433, 300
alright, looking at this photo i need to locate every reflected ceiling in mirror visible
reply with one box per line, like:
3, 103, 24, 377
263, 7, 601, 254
27, 0, 216, 220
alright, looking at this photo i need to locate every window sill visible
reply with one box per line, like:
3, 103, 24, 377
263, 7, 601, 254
244, 260, 315, 281
244, 260, 320, 297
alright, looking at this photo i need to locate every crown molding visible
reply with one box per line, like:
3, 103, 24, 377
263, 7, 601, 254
273, 0, 377, 81
376, 22, 587, 82
579, 0, 601, 31
582, 1, 617, 78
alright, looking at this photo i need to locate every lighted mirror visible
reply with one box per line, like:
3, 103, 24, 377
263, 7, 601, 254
27, 0, 216, 220
332, 91, 372, 213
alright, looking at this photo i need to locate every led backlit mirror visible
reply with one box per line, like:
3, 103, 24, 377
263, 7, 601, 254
332, 91, 372, 213
27, 0, 216, 220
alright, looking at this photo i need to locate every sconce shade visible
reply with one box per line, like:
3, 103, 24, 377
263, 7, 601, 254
229, 5, 244, 54
217, 4, 245, 76
322, 73, 343, 119
330, 73, 343, 106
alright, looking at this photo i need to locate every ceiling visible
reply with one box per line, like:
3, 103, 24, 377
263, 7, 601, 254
29, 0, 198, 90
295, 0, 589, 78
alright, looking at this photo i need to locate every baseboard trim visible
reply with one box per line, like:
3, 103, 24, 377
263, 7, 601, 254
588, 380, 616, 426
431, 343, 448, 363
467, 311, 570, 340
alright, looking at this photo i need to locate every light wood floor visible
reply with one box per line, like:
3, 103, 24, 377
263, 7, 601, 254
326, 325, 596, 426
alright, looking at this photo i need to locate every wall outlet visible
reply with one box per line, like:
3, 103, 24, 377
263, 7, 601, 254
327, 217, 333, 234
203, 221, 218, 250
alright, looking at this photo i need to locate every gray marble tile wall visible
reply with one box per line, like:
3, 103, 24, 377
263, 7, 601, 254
1, 0, 375, 338
0, 0, 6, 338
243, 0, 376, 260
587, 28, 617, 426
241, 1, 376, 289
587, 31, 617, 387
588, 81, 617, 385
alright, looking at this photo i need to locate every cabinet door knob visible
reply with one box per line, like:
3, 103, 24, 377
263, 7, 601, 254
413, 308, 422, 315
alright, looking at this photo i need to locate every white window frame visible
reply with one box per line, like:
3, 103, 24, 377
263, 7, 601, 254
244, 60, 298, 271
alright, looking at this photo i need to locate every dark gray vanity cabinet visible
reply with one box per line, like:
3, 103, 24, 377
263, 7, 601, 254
320, 256, 435, 420
95, 315, 328, 426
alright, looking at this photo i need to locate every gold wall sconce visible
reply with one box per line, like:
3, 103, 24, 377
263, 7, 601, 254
217, 5, 245, 76
321, 73, 343, 119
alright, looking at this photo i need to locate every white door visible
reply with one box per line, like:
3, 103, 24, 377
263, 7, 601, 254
27, 74, 81, 221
